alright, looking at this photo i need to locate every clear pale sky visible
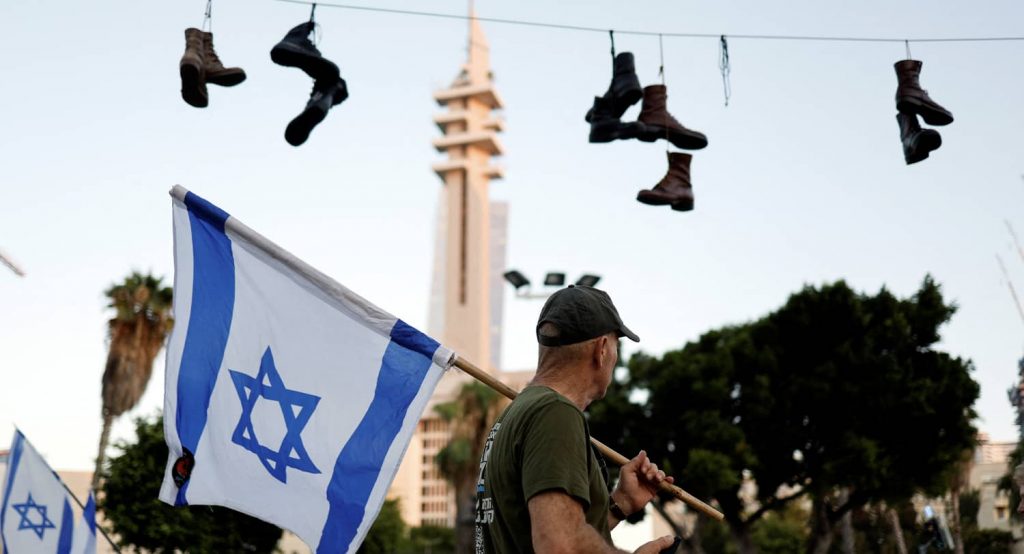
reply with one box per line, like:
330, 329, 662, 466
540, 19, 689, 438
1, 0, 1022, 481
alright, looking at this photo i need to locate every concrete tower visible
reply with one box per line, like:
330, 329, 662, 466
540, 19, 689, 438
428, 11, 505, 376
388, 11, 511, 528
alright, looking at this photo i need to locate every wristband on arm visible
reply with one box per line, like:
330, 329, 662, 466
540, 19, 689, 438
609, 499, 630, 521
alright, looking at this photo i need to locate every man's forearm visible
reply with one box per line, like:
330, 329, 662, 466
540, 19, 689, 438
560, 521, 630, 554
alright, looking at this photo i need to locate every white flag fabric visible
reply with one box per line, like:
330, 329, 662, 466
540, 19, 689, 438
1, 430, 97, 553
158, 186, 454, 553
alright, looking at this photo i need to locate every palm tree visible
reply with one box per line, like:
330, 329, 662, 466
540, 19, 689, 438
434, 381, 504, 553
92, 271, 173, 490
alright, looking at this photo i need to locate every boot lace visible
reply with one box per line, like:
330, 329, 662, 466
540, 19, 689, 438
205, 39, 222, 65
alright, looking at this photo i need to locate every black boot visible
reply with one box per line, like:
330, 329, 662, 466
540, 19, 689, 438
585, 52, 642, 123
896, 112, 941, 165
270, 21, 340, 82
588, 96, 644, 143
285, 78, 348, 146
894, 60, 953, 126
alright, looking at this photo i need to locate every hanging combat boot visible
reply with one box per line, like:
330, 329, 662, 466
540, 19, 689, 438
588, 95, 645, 143
179, 28, 208, 108
894, 60, 953, 126
285, 78, 349, 146
585, 52, 643, 123
896, 112, 941, 165
270, 21, 340, 82
201, 31, 246, 87
637, 152, 695, 211
637, 85, 708, 150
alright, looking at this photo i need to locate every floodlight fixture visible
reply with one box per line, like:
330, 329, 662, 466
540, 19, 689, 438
543, 272, 565, 287
503, 270, 530, 290
575, 274, 601, 287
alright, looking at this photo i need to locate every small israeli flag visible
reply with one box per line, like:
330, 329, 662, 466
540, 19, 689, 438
158, 186, 453, 553
1, 430, 97, 554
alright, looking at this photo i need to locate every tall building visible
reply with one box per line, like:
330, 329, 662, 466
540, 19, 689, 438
387, 12, 534, 528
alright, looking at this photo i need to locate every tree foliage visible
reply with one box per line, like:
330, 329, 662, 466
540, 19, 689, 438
95, 271, 173, 489
589, 278, 979, 552
100, 415, 282, 553
962, 528, 1013, 554
359, 499, 407, 554
434, 381, 504, 552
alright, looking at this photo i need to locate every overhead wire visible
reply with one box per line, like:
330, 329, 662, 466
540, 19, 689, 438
273, 0, 1024, 43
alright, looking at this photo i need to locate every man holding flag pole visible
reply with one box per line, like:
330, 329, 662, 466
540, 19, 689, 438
158, 186, 719, 553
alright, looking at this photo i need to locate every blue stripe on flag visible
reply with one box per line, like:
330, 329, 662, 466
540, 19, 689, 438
388, 318, 441, 359
56, 500, 73, 554
317, 320, 438, 552
1, 431, 25, 553
84, 494, 96, 534
174, 201, 236, 506
183, 190, 230, 233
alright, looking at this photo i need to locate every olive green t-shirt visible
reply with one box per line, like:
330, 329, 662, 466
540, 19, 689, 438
474, 386, 611, 554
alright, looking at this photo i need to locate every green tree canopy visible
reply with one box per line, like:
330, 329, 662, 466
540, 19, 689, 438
589, 277, 978, 553
100, 415, 282, 553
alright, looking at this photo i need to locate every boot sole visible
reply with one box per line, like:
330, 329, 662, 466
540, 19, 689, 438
180, 63, 208, 108
285, 104, 329, 146
637, 123, 708, 150
896, 96, 954, 126
589, 121, 643, 143
636, 193, 673, 206
207, 69, 247, 87
271, 43, 340, 82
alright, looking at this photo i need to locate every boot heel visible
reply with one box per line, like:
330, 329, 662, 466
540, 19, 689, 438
670, 198, 694, 211
179, 64, 207, 108
588, 120, 620, 143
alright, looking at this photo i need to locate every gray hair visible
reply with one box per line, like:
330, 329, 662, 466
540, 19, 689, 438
536, 322, 612, 373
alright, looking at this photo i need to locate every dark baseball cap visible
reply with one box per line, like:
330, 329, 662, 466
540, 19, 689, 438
536, 285, 640, 346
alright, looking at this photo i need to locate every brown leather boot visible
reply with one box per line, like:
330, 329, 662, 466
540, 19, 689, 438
894, 60, 953, 126
180, 28, 208, 108
897, 112, 942, 164
637, 152, 695, 211
637, 85, 707, 150
201, 31, 246, 87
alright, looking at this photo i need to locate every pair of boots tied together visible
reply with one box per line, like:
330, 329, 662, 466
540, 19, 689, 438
587, 53, 707, 150
180, 28, 246, 108
894, 60, 953, 165
272, 22, 349, 146
587, 52, 706, 211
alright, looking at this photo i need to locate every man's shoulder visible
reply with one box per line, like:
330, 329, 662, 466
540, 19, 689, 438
513, 386, 582, 414
503, 386, 585, 432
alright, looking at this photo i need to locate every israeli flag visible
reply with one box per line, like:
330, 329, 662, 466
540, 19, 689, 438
158, 186, 454, 553
1, 430, 97, 554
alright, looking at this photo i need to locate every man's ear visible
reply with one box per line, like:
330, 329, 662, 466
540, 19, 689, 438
592, 335, 609, 368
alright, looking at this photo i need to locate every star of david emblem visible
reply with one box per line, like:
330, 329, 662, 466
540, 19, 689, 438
11, 493, 56, 539
230, 346, 321, 483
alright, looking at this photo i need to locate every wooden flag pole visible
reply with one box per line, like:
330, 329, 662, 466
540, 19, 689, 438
451, 356, 724, 521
